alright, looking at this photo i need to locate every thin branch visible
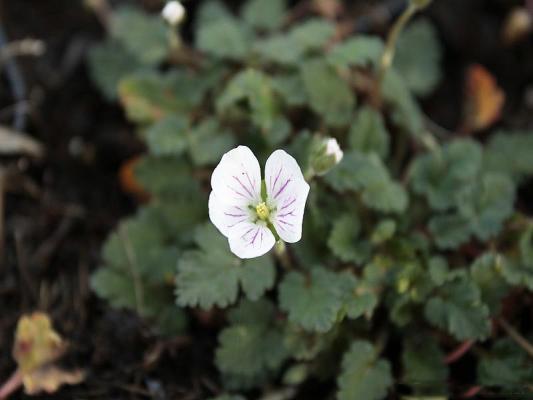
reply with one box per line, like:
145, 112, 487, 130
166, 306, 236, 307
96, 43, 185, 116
497, 317, 533, 359
119, 225, 145, 314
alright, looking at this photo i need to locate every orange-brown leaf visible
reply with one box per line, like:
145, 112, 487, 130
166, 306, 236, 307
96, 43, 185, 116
118, 156, 150, 203
463, 64, 505, 133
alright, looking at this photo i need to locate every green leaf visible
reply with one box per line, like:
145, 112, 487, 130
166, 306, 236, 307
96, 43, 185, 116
197, 16, 250, 60
324, 151, 388, 193
337, 341, 393, 400
402, 334, 448, 395
272, 74, 308, 106
240, 257, 276, 301
424, 276, 490, 340
394, 18, 442, 96
217, 69, 277, 131
428, 257, 449, 286
382, 69, 424, 137
176, 250, 240, 309
428, 213, 471, 249
92, 209, 179, 320
279, 268, 344, 332
216, 299, 288, 377
119, 71, 208, 124
195, 0, 232, 28
362, 180, 409, 214
254, 19, 334, 66
254, 35, 302, 65
324, 150, 407, 213
146, 116, 188, 156
88, 40, 143, 100
484, 131, 533, 180
327, 36, 384, 70
328, 213, 371, 264
371, 220, 396, 245
478, 338, 533, 387
349, 106, 390, 159
501, 225, 533, 291
456, 173, 515, 240
242, 0, 286, 31
301, 60, 355, 127
289, 19, 335, 51
410, 139, 483, 211
176, 224, 277, 308
338, 273, 378, 320
188, 119, 237, 166
111, 6, 169, 66
470, 253, 509, 315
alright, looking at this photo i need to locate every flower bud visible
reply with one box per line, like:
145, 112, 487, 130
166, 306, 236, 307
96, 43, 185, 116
309, 137, 344, 176
162, 1, 186, 26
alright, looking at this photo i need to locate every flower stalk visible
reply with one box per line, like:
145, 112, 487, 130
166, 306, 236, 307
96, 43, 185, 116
377, 0, 433, 94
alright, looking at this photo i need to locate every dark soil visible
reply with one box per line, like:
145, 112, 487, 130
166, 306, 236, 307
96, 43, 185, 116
0, 0, 532, 399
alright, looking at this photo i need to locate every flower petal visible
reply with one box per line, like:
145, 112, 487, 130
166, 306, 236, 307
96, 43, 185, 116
209, 191, 254, 238
227, 221, 276, 259
265, 149, 310, 243
211, 145, 262, 207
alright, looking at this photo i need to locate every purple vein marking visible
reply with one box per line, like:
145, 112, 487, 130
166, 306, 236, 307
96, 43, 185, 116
244, 172, 256, 193
233, 176, 254, 198
281, 198, 296, 210
241, 227, 254, 239
250, 229, 260, 245
224, 212, 246, 217
275, 178, 291, 199
227, 185, 247, 199
227, 218, 246, 228
278, 219, 294, 226
260, 230, 264, 246
272, 166, 282, 193
278, 210, 295, 218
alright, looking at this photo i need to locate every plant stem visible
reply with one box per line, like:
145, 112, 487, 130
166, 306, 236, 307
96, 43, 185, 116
497, 317, 533, 359
377, 2, 418, 89
377, 0, 434, 96
275, 241, 292, 270
119, 225, 144, 315
0, 370, 22, 400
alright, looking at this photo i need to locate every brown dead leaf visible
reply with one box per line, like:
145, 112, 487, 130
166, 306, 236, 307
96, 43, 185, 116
13, 312, 66, 374
118, 156, 150, 203
11, 312, 85, 396
463, 64, 505, 133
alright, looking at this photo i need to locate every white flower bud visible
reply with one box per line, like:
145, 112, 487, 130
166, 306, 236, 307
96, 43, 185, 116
325, 138, 343, 164
162, 1, 186, 26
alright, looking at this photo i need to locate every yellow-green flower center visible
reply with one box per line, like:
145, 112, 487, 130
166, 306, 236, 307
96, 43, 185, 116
255, 202, 270, 221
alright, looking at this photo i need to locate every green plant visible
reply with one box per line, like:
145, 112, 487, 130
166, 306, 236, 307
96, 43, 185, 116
88, 1, 533, 398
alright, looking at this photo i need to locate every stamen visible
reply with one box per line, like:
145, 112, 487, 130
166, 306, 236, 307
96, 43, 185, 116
255, 202, 270, 221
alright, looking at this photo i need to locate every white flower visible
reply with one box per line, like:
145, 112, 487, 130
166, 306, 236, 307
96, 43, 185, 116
162, 1, 186, 26
325, 138, 343, 163
209, 146, 310, 259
